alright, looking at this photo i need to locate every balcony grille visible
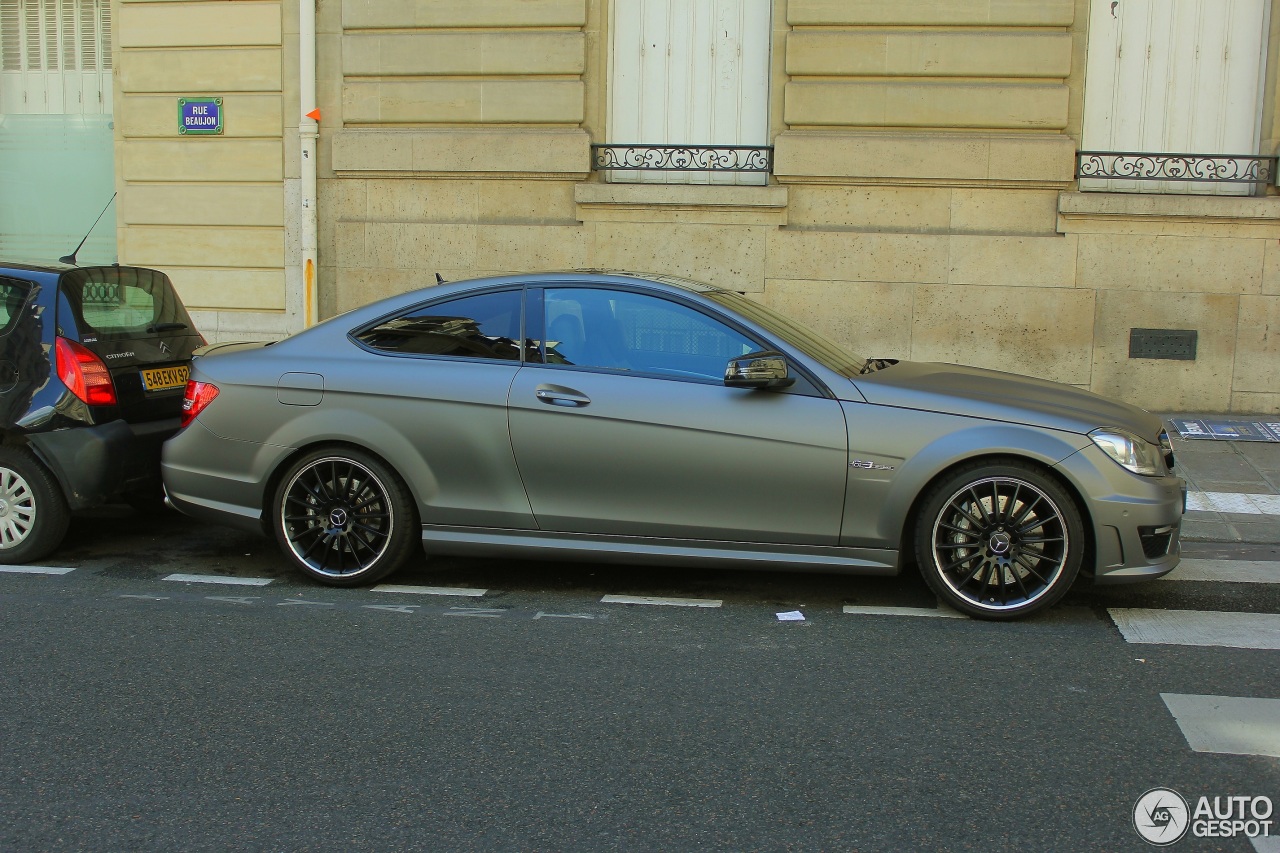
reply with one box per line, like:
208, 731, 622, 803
592, 144, 773, 173
1077, 151, 1277, 185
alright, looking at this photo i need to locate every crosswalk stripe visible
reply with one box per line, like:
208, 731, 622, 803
1186, 491, 1280, 514
601, 595, 722, 608
163, 573, 273, 587
1110, 609, 1280, 650
842, 605, 965, 619
1161, 693, 1280, 759
1164, 559, 1280, 584
0, 565, 75, 575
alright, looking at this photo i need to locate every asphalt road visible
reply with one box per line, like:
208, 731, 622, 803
1, 507, 1277, 852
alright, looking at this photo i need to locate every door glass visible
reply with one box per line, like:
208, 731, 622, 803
354, 289, 524, 360
544, 288, 757, 380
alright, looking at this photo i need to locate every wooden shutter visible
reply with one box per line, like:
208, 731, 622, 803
608, 0, 771, 186
1081, 0, 1268, 195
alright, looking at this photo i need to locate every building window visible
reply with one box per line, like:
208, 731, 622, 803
1080, 0, 1269, 195
606, 0, 771, 186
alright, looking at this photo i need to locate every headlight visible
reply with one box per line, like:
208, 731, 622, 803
1089, 428, 1166, 476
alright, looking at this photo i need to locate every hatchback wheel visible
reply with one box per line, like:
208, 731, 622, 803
272, 448, 418, 586
0, 447, 69, 564
914, 461, 1084, 620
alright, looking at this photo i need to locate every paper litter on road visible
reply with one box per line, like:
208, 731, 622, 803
776, 610, 805, 621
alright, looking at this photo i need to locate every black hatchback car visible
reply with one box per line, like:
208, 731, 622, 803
0, 261, 203, 563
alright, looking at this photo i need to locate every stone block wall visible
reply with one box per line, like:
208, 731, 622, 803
111, 0, 1279, 412
115, 0, 287, 340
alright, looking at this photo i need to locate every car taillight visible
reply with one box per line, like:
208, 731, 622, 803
55, 337, 118, 406
180, 380, 219, 428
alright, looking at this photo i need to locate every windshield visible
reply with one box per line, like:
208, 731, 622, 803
699, 288, 871, 378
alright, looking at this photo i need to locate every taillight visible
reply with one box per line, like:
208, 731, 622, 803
180, 380, 219, 428
55, 337, 118, 406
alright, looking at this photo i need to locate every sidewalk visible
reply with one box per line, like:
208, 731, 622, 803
1165, 415, 1280, 545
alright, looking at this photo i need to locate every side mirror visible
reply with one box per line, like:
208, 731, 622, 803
724, 350, 796, 389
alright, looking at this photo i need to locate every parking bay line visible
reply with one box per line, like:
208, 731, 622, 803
371, 584, 488, 597
842, 605, 966, 619
1109, 608, 1280, 650
601, 594, 722, 608
0, 565, 75, 575
1163, 559, 1280, 584
1160, 693, 1280, 759
163, 573, 274, 587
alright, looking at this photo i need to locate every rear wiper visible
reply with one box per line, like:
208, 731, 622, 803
147, 321, 188, 333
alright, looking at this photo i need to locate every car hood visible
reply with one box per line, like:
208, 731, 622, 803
848, 361, 1165, 440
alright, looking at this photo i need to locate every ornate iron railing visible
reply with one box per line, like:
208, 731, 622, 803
1077, 151, 1278, 185
592, 144, 773, 173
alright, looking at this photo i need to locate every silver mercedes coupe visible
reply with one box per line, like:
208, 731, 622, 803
161, 272, 1184, 620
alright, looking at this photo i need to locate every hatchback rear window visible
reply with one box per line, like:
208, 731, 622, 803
58, 267, 194, 341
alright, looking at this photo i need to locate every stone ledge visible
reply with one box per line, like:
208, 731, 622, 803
575, 183, 789, 225
1059, 191, 1280, 220
773, 130, 1076, 186
331, 129, 590, 178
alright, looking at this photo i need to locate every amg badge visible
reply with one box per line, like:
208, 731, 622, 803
849, 459, 895, 471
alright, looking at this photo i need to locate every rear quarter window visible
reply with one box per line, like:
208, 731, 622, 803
0, 277, 32, 337
58, 267, 194, 341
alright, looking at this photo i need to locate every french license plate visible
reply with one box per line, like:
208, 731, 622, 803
141, 365, 189, 392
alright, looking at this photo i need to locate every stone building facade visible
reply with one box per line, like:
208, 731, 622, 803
98, 0, 1280, 412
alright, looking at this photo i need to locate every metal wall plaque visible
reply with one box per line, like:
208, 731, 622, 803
1129, 328, 1197, 360
179, 97, 223, 135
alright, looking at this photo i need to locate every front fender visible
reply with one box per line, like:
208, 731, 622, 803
839, 402, 1090, 548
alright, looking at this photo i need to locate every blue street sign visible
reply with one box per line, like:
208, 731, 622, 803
179, 98, 223, 135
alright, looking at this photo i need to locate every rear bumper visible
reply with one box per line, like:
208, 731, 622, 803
1054, 444, 1184, 585
27, 417, 179, 510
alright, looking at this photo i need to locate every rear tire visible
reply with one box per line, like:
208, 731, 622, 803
271, 447, 419, 587
0, 446, 70, 564
913, 460, 1084, 621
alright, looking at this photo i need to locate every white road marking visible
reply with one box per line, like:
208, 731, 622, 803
1110, 609, 1280, 650
1161, 693, 1280, 759
163, 573, 273, 587
371, 584, 487, 597
842, 605, 966, 619
1163, 559, 1280, 584
0, 565, 75, 575
1252, 833, 1280, 853
601, 594, 722, 608
1186, 491, 1280, 514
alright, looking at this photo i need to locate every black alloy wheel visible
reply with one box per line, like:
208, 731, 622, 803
914, 461, 1084, 620
273, 448, 418, 586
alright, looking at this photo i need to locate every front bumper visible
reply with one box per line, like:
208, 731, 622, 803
27, 417, 179, 510
1054, 444, 1185, 585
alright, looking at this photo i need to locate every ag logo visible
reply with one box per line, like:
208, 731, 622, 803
1134, 788, 1190, 845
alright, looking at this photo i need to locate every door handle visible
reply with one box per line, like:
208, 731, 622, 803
535, 386, 591, 407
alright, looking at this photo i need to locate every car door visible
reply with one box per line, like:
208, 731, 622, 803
346, 287, 538, 530
507, 285, 848, 545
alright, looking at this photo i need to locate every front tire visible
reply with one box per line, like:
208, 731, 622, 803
0, 446, 70, 564
913, 460, 1084, 620
272, 447, 418, 587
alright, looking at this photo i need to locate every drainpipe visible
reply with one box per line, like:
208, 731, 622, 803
298, 0, 319, 329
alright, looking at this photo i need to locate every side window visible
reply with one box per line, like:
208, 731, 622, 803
544, 288, 758, 380
0, 277, 32, 337
354, 290, 523, 361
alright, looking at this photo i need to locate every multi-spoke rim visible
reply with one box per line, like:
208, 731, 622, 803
0, 466, 37, 549
280, 456, 394, 578
930, 476, 1070, 612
